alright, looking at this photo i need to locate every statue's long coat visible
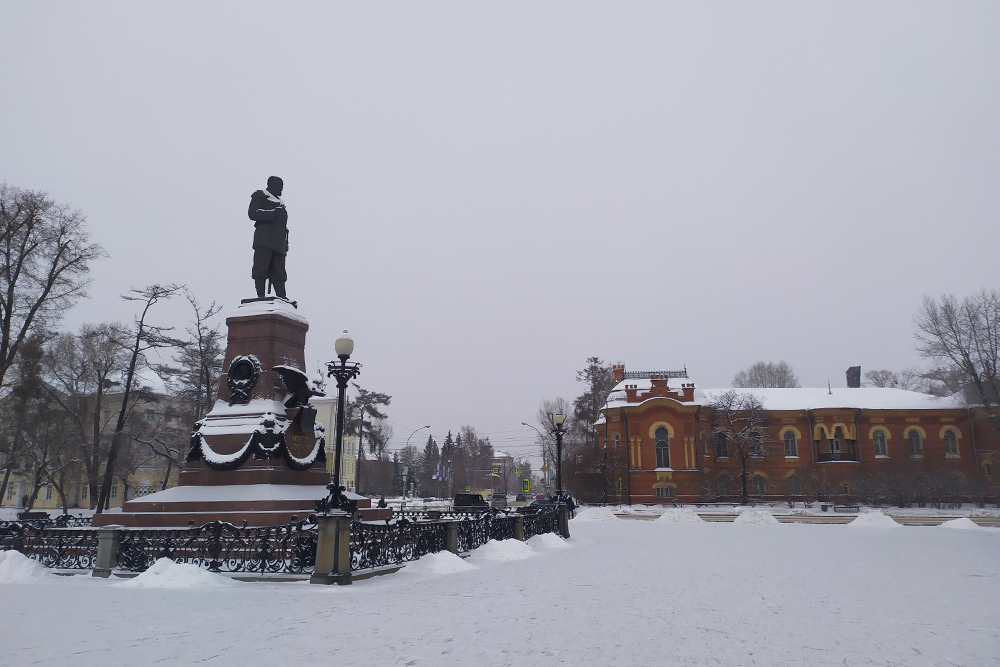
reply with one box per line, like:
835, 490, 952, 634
248, 190, 288, 253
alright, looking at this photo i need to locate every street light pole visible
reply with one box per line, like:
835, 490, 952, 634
553, 410, 566, 499
317, 331, 362, 514
402, 425, 430, 498
521, 421, 548, 495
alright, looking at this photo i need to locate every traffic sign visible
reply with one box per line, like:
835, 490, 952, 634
523, 478, 529, 492
515, 466, 521, 475
465, 485, 471, 492
541, 466, 547, 472
492, 466, 500, 475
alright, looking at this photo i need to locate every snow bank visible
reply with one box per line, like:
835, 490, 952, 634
939, 518, 983, 530
787, 508, 815, 516
470, 539, 535, 562
970, 508, 999, 518
0, 551, 50, 583
848, 510, 901, 528
572, 507, 619, 522
527, 533, 570, 549
404, 551, 476, 575
118, 558, 239, 589
656, 508, 704, 523
733, 510, 779, 525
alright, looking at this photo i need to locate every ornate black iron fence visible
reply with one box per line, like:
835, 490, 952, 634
523, 507, 560, 539
350, 518, 448, 570
116, 516, 318, 574
0, 521, 99, 569
0, 505, 561, 578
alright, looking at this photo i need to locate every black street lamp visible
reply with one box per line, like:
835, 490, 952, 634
553, 410, 565, 499
316, 330, 362, 514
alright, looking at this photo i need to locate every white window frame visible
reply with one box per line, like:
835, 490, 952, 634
784, 431, 797, 457
873, 429, 888, 457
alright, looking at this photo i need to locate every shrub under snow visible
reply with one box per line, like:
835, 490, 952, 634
733, 510, 779, 525
656, 508, 704, 523
572, 507, 619, 522
848, 510, 901, 528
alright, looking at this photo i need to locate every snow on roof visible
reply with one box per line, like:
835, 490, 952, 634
695, 387, 963, 411
228, 298, 309, 325
602, 379, 963, 412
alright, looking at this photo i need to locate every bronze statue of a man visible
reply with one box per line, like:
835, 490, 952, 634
248, 176, 289, 299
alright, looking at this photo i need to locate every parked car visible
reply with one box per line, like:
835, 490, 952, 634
518, 498, 555, 513
514, 493, 528, 502
490, 493, 508, 509
453, 493, 488, 509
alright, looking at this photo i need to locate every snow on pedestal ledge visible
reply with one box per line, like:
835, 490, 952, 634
229, 298, 309, 325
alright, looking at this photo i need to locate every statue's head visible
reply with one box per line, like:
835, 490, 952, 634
266, 176, 284, 197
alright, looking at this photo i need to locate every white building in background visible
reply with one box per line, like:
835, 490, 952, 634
311, 396, 358, 491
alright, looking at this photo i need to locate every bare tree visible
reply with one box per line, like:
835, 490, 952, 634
707, 390, 773, 505
0, 334, 46, 504
0, 184, 105, 391
864, 367, 929, 392
157, 291, 224, 423
914, 290, 1000, 437
41, 323, 129, 507
732, 361, 799, 388
96, 285, 183, 513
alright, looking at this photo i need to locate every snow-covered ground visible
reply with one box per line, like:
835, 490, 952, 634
2, 520, 998, 666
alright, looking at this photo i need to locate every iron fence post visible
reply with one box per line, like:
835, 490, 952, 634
558, 503, 570, 539
92, 525, 123, 578
513, 514, 524, 541
444, 520, 459, 554
310, 512, 353, 585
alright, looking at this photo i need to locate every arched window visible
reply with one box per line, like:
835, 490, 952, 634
715, 432, 728, 458
655, 427, 670, 468
944, 429, 958, 456
784, 431, 797, 457
111, 479, 118, 499
908, 430, 923, 457
718, 474, 731, 496
830, 427, 843, 453
44, 485, 52, 501
752, 475, 766, 496
750, 430, 764, 457
786, 475, 801, 495
873, 429, 887, 457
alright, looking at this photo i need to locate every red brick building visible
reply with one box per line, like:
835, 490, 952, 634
596, 365, 999, 504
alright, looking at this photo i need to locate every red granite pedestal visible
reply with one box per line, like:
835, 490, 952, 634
93, 298, 373, 528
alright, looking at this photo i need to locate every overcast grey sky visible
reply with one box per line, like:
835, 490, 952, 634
2, 2, 998, 462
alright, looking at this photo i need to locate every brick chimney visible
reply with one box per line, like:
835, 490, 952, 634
612, 363, 625, 383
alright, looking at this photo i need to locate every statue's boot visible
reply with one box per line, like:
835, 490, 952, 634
273, 281, 287, 299
255, 279, 266, 299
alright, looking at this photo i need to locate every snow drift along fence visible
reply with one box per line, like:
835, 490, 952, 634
0, 505, 562, 577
